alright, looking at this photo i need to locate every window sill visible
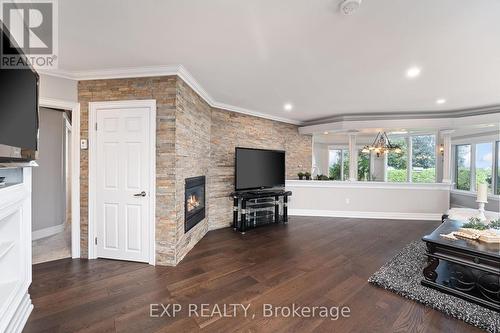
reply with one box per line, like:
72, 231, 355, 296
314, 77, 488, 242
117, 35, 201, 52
286, 180, 451, 191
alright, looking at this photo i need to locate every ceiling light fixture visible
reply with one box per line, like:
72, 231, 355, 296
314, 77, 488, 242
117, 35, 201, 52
323, 131, 329, 135
406, 66, 421, 79
362, 132, 402, 157
436, 98, 446, 105
340, 0, 362, 15
283, 103, 293, 111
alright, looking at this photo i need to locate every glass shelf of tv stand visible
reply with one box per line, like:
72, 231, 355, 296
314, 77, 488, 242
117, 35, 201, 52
246, 196, 277, 206
246, 211, 277, 228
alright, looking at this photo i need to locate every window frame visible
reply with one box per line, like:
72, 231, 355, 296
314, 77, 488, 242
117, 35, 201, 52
328, 148, 349, 181
454, 144, 472, 191
328, 146, 372, 181
385, 133, 437, 183
410, 134, 437, 183
452, 139, 500, 199
474, 141, 494, 193
495, 140, 499, 195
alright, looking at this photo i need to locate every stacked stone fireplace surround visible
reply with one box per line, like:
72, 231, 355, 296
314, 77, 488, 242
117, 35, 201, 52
78, 76, 312, 266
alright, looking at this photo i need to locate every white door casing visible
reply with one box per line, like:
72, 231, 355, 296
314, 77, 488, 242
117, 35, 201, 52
89, 100, 156, 265
39, 98, 81, 259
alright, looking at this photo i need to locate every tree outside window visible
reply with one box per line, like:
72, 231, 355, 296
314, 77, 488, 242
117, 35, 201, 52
328, 149, 342, 180
387, 137, 407, 182
497, 141, 500, 195
455, 145, 471, 191
475, 142, 493, 193
358, 150, 370, 181
342, 150, 349, 180
412, 135, 436, 183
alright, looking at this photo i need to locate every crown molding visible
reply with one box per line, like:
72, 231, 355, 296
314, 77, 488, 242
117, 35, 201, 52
210, 101, 303, 125
38, 65, 179, 80
38, 65, 303, 125
302, 105, 500, 126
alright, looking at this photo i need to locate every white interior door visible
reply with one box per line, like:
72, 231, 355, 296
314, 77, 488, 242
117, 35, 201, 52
95, 107, 151, 263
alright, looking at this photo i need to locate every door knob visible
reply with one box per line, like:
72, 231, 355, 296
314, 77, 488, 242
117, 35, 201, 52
134, 191, 147, 197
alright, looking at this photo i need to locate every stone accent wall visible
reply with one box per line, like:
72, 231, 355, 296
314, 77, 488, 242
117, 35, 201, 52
174, 79, 211, 263
209, 109, 312, 230
78, 77, 178, 265
78, 75, 311, 266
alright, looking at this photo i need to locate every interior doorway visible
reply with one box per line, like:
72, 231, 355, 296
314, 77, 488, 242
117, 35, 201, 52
32, 107, 72, 264
34, 97, 81, 262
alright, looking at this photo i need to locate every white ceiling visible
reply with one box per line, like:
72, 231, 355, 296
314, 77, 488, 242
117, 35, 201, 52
55, 0, 500, 123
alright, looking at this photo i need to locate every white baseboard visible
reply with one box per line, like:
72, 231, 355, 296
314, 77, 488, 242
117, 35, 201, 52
32, 223, 65, 241
5, 292, 33, 333
289, 209, 442, 221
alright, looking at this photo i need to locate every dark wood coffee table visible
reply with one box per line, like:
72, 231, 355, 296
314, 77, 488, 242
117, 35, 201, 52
422, 219, 500, 311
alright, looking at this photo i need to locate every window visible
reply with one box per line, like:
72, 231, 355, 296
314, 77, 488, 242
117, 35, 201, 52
342, 150, 349, 180
475, 142, 493, 193
387, 137, 407, 182
328, 149, 342, 180
411, 135, 436, 183
455, 145, 471, 191
358, 150, 370, 181
453, 141, 499, 195
329, 149, 349, 180
497, 141, 500, 195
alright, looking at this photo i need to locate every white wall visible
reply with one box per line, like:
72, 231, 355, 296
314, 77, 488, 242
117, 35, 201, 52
286, 180, 451, 220
32, 108, 66, 232
39, 74, 78, 102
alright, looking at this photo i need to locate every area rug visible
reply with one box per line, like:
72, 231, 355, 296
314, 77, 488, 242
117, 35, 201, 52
368, 241, 499, 332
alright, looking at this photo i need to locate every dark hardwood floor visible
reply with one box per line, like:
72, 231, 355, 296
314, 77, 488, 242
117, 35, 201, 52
25, 217, 483, 333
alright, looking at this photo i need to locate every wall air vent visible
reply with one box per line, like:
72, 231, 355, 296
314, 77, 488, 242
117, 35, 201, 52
340, 0, 362, 15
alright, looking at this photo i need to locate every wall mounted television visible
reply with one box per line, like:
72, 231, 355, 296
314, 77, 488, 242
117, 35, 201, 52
0, 22, 40, 163
235, 147, 285, 191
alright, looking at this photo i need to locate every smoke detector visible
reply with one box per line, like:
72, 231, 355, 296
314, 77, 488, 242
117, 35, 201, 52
340, 0, 362, 15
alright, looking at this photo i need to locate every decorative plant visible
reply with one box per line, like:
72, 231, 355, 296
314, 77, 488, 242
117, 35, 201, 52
316, 174, 329, 180
297, 172, 305, 180
304, 172, 311, 180
462, 217, 488, 230
489, 219, 500, 230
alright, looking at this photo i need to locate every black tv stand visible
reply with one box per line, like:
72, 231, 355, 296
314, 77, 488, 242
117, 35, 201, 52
247, 189, 277, 195
230, 189, 292, 234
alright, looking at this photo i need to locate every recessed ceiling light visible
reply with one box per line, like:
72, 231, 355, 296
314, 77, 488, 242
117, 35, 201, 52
436, 98, 446, 105
283, 103, 293, 111
406, 66, 421, 79
323, 131, 329, 135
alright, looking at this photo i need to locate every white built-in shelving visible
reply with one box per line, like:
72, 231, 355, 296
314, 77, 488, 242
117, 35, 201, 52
0, 167, 33, 333
0, 241, 15, 260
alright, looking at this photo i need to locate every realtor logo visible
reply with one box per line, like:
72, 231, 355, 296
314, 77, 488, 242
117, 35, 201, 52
0, 0, 58, 68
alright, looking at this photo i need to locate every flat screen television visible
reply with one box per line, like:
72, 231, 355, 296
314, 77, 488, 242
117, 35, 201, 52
235, 147, 285, 191
0, 22, 40, 163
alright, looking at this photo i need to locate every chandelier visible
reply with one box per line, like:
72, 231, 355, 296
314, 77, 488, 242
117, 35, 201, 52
362, 132, 401, 157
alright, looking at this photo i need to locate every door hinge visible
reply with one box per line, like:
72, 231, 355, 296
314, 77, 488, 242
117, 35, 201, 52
95, 122, 98, 131
95, 237, 98, 245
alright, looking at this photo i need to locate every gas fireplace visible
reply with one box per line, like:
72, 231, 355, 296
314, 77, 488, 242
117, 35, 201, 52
185, 176, 206, 233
